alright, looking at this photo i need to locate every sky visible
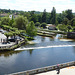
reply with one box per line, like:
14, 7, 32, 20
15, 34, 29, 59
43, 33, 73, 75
0, 0, 75, 13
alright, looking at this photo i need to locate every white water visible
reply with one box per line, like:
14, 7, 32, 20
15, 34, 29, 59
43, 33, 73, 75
15, 45, 75, 51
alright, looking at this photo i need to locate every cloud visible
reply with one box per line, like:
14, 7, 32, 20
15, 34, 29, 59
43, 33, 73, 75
0, 0, 75, 13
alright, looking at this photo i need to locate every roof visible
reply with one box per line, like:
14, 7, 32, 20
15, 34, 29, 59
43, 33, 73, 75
0, 13, 8, 17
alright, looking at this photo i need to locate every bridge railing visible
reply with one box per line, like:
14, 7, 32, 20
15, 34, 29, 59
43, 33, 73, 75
6, 61, 75, 75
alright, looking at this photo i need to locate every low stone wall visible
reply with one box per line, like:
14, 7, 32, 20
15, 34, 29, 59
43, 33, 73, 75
6, 61, 75, 75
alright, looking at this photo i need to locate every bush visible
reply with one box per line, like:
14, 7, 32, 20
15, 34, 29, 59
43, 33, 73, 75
41, 23, 47, 28
35, 22, 40, 27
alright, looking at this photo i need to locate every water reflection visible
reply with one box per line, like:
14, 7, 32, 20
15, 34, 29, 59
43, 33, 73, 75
0, 50, 23, 57
41, 36, 45, 42
27, 49, 33, 55
73, 46, 75, 54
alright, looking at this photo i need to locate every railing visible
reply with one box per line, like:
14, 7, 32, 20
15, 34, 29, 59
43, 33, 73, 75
6, 61, 75, 75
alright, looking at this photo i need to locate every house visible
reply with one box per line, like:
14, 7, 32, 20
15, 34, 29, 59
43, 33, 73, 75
0, 13, 8, 17
46, 24, 57, 30
9, 14, 18, 19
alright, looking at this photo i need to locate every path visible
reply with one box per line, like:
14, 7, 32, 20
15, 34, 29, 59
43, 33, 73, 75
36, 66, 75, 75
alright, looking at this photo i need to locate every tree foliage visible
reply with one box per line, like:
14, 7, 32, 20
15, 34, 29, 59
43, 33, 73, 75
42, 9, 47, 23
65, 9, 73, 20
26, 21, 37, 37
41, 23, 47, 28
35, 22, 40, 27
50, 7, 56, 24
1, 17, 10, 25
13, 16, 28, 30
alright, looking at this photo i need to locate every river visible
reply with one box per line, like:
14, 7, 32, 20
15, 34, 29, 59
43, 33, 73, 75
0, 34, 75, 75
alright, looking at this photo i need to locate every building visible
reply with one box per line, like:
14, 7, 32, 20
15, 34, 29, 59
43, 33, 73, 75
0, 13, 8, 17
46, 24, 57, 30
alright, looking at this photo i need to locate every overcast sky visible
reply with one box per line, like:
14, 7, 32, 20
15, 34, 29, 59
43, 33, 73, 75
0, 0, 75, 13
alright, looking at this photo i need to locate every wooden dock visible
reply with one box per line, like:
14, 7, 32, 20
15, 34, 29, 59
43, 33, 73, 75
6, 61, 75, 75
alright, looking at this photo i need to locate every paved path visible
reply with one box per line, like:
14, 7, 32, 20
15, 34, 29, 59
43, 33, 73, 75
36, 66, 75, 75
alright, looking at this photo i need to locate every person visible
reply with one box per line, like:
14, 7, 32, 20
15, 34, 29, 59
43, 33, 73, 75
57, 64, 60, 74
1, 38, 2, 43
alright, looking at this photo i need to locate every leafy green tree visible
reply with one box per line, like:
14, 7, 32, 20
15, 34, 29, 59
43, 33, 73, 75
1, 17, 10, 25
41, 23, 47, 28
63, 18, 69, 25
26, 21, 37, 37
8, 16, 14, 26
66, 9, 73, 20
50, 7, 56, 24
57, 24, 72, 32
73, 26, 75, 32
46, 13, 51, 24
24, 12, 30, 20
35, 22, 40, 27
57, 13, 62, 24
37, 14, 42, 23
13, 16, 28, 30
66, 25, 72, 32
30, 11, 38, 23
71, 18, 75, 26
4, 32, 13, 42
42, 9, 47, 23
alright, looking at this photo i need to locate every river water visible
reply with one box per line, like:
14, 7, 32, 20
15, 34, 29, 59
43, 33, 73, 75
0, 35, 75, 75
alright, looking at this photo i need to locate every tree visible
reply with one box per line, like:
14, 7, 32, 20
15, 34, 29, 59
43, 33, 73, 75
57, 13, 62, 24
30, 11, 38, 23
42, 9, 47, 23
67, 25, 72, 32
37, 14, 42, 23
63, 18, 69, 25
50, 7, 56, 24
71, 18, 75, 26
26, 21, 37, 37
66, 9, 73, 20
1, 17, 10, 25
46, 13, 51, 24
24, 12, 30, 20
4, 32, 13, 42
8, 16, 14, 26
35, 22, 40, 27
41, 23, 47, 28
57, 24, 67, 32
13, 16, 28, 30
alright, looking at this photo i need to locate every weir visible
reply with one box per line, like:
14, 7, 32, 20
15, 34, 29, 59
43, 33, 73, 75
15, 41, 75, 50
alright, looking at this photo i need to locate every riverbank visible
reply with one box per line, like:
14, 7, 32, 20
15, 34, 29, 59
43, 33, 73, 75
0, 40, 27, 51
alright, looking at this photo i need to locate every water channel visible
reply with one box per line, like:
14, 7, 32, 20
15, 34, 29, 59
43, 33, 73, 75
0, 34, 75, 75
